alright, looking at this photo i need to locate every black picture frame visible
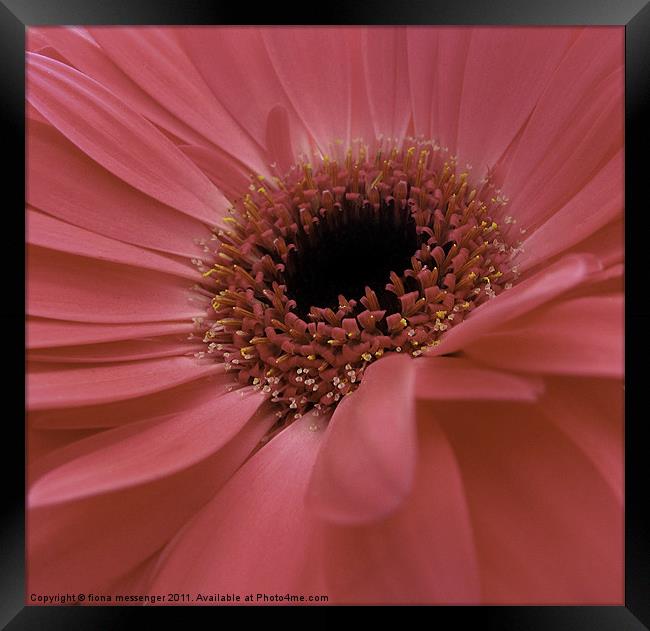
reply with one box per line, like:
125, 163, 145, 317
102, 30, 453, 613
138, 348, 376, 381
4, 0, 648, 627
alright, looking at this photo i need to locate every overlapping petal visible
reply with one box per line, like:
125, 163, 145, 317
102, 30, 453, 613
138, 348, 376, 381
463, 295, 624, 378
29, 388, 266, 504
149, 414, 327, 596
28, 406, 276, 594
319, 418, 480, 604
436, 395, 622, 603
27, 246, 204, 323
262, 28, 353, 153
306, 354, 417, 524
27, 53, 228, 224
27, 120, 212, 257
27, 357, 223, 410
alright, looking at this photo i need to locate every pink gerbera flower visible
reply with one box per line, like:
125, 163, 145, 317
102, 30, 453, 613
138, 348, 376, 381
26, 26, 623, 604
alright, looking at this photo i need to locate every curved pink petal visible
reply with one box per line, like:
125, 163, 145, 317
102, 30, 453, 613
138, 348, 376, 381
27, 208, 198, 280
429, 253, 602, 356
29, 373, 231, 430
27, 53, 228, 224
178, 144, 252, 201
105, 553, 161, 596
27, 120, 211, 258
27, 334, 198, 364
516, 150, 623, 272
454, 28, 574, 174
415, 356, 543, 402
463, 295, 623, 378
321, 418, 479, 604
265, 105, 295, 173
541, 376, 623, 503
437, 398, 622, 603
571, 218, 624, 271
149, 413, 327, 597
347, 32, 376, 146
407, 27, 471, 148
27, 318, 192, 349
29, 388, 265, 505
590, 263, 624, 288
87, 27, 270, 176
362, 28, 411, 141
26, 101, 50, 124
27, 28, 51, 51
178, 26, 310, 159
27, 246, 203, 324
28, 427, 100, 466
28, 406, 275, 594
503, 29, 623, 225
262, 28, 352, 152
306, 354, 417, 524
32, 26, 211, 148
27, 356, 223, 410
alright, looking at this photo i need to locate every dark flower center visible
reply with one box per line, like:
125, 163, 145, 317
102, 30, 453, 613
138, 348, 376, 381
193, 139, 517, 424
284, 199, 418, 319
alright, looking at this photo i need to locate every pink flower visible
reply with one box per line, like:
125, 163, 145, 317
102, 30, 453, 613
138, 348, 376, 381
27, 26, 623, 604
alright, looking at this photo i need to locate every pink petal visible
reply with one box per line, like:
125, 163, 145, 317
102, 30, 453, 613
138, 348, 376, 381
27, 318, 192, 349
149, 413, 327, 596
407, 28, 471, 147
29, 427, 100, 466
589, 263, 624, 288
27, 208, 198, 280
516, 150, 623, 271
178, 144, 252, 201
503, 29, 623, 225
429, 253, 602, 356
541, 376, 623, 503
266, 105, 295, 173
347, 32, 376, 145
262, 28, 352, 152
571, 218, 624, 271
455, 28, 574, 173
320, 418, 479, 604
463, 294, 623, 378
27, 53, 228, 224
29, 373, 232, 430
27, 120, 211, 258
415, 356, 543, 402
27, 246, 204, 323
27, 356, 223, 410
28, 406, 275, 594
437, 397, 622, 603
32, 27, 211, 148
27, 28, 51, 51
26, 101, 50, 124
105, 553, 161, 595
306, 354, 417, 524
29, 388, 265, 505
87, 27, 270, 176
178, 26, 310, 159
362, 28, 411, 141
28, 334, 198, 364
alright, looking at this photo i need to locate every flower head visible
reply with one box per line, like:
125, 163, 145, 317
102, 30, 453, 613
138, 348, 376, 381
27, 26, 623, 604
